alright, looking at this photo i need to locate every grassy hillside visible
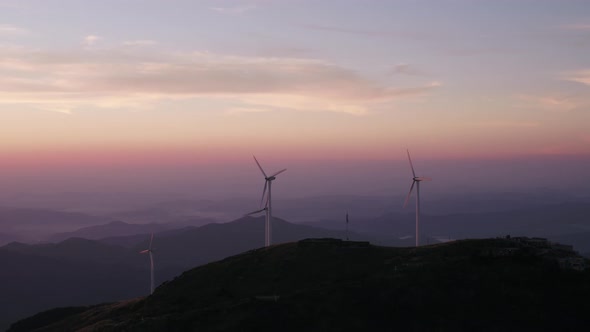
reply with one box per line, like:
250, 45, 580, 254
0, 216, 367, 330
11, 238, 590, 332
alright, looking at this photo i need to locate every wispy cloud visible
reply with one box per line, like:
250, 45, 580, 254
560, 24, 590, 31
467, 121, 540, 128
224, 107, 273, 116
123, 40, 157, 47
211, 5, 256, 15
561, 69, 590, 86
443, 46, 516, 57
0, 46, 440, 115
390, 63, 425, 76
304, 24, 385, 36
0, 24, 28, 35
302, 24, 429, 39
39, 105, 73, 115
83, 35, 102, 47
517, 94, 582, 112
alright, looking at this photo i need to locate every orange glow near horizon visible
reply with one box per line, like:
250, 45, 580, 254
3, 141, 590, 172
4, 104, 589, 169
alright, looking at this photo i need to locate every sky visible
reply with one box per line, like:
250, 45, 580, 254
1, 0, 590, 199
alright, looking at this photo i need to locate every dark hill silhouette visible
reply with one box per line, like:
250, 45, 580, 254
0, 216, 367, 330
125, 216, 370, 269
11, 238, 590, 331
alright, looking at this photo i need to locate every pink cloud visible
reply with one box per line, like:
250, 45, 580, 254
0, 47, 440, 115
517, 94, 581, 112
562, 69, 590, 86
0, 24, 28, 35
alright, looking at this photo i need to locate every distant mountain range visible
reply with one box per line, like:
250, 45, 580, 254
49, 221, 186, 242
306, 201, 590, 252
0, 207, 109, 232
0, 207, 112, 245
2, 194, 590, 330
105, 199, 224, 224
9, 238, 590, 331
0, 216, 368, 330
3, 191, 589, 246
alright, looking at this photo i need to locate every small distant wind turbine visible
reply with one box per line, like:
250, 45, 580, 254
253, 156, 286, 247
403, 150, 432, 247
139, 233, 155, 295
346, 211, 349, 241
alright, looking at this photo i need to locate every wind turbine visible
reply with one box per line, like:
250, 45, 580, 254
403, 150, 431, 247
139, 233, 155, 295
345, 211, 349, 241
245, 202, 269, 244
252, 156, 286, 247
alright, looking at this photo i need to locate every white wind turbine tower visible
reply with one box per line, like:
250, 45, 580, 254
403, 150, 432, 247
139, 233, 155, 295
245, 202, 269, 241
252, 156, 286, 247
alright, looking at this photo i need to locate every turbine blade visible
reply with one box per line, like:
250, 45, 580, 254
253, 155, 267, 178
148, 233, 154, 250
416, 177, 432, 181
403, 180, 416, 208
270, 168, 287, 177
245, 208, 267, 216
139, 249, 149, 254
260, 180, 268, 208
406, 149, 416, 178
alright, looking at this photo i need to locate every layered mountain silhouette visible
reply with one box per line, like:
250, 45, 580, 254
0, 207, 112, 245
106, 199, 222, 224
3, 201, 590, 330
0, 216, 366, 330
308, 202, 590, 252
49, 220, 179, 243
9, 238, 590, 331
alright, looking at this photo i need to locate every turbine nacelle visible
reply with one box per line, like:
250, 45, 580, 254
245, 206, 268, 216
254, 156, 286, 208
254, 156, 286, 181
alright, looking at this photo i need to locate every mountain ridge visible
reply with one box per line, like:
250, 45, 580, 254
10, 237, 590, 331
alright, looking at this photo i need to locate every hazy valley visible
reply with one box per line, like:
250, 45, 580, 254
1, 189, 590, 330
